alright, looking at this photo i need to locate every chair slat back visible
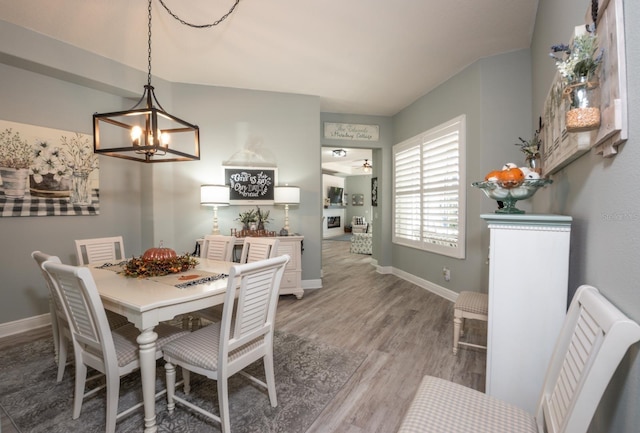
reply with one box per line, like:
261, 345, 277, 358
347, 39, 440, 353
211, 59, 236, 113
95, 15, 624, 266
202, 235, 234, 261
75, 236, 125, 265
42, 262, 116, 368
221, 255, 289, 355
239, 237, 279, 264
537, 285, 640, 433
32, 251, 64, 313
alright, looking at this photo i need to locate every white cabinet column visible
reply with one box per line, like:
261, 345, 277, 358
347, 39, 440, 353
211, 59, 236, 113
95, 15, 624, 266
481, 214, 571, 414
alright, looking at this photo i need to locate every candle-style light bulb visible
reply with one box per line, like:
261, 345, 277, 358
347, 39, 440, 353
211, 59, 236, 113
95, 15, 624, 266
131, 125, 142, 145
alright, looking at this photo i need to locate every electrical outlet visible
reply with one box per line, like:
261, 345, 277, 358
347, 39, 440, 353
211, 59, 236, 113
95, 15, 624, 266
443, 267, 451, 281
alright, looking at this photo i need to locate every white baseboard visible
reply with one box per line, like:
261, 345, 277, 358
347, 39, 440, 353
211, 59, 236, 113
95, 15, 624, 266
0, 313, 51, 339
302, 279, 322, 290
391, 267, 458, 303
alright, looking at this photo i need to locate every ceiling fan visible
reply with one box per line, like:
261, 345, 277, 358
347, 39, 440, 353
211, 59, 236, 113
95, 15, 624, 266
362, 159, 372, 173
351, 159, 373, 174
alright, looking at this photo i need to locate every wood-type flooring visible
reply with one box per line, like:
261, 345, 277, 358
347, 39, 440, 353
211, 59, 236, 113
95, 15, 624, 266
0, 239, 486, 433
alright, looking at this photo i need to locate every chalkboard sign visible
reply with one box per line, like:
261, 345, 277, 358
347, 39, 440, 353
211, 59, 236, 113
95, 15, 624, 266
224, 166, 278, 204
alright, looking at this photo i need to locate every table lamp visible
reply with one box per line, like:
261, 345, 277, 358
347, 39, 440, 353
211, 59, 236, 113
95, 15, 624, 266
274, 185, 300, 234
200, 185, 230, 234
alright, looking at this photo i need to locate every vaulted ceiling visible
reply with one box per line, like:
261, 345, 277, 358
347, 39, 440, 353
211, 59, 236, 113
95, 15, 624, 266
0, 0, 538, 117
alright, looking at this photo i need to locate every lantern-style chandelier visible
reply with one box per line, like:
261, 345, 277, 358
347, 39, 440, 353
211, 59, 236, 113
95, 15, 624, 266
93, 0, 239, 163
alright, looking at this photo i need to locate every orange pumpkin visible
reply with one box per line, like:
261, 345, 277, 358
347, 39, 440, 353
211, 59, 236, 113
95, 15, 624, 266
484, 169, 502, 182
142, 242, 177, 261
499, 167, 525, 188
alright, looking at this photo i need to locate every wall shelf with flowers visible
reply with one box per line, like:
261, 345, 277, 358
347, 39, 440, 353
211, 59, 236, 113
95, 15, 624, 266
541, 0, 627, 176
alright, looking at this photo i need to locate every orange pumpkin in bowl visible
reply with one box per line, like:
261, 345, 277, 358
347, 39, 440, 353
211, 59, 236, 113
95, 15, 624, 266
484, 169, 502, 182
498, 167, 525, 188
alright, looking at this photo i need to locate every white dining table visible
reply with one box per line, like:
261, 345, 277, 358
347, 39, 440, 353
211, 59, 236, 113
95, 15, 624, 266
89, 258, 233, 433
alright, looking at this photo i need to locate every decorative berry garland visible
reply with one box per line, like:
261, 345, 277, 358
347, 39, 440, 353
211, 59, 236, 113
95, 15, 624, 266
122, 254, 198, 278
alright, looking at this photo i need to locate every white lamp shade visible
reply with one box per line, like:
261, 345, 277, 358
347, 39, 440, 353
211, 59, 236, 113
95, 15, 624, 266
274, 186, 300, 204
200, 184, 230, 206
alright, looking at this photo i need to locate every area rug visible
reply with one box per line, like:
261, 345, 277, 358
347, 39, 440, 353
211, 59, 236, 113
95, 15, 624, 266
0, 331, 365, 433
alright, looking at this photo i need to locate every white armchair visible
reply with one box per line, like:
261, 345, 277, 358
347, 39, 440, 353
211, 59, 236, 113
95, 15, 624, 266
351, 216, 368, 233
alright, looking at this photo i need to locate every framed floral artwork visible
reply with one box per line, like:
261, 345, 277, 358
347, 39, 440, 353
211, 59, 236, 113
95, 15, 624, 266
0, 119, 99, 217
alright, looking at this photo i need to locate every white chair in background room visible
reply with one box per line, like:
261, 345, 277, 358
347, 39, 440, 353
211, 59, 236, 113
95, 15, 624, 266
163, 255, 290, 433
351, 216, 367, 233
74, 236, 126, 266
398, 285, 640, 433
42, 260, 189, 433
239, 237, 279, 264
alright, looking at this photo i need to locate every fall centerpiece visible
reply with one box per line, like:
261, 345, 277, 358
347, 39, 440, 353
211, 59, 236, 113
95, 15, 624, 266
550, 25, 603, 132
122, 242, 198, 278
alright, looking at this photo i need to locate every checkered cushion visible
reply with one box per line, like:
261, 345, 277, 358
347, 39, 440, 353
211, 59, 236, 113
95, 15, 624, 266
354, 216, 365, 225
105, 310, 130, 329
454, 291, 488, 315
106, 323, 190, 367
398, 376, 537, 433
162, 322, 262, 371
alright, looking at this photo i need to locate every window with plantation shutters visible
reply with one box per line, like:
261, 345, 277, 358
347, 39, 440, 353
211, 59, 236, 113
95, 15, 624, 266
392, 115, 466, 259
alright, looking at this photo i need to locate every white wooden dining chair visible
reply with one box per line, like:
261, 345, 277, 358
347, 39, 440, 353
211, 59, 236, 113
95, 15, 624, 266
42, 261, 189, 433
398, 285, 640, 433
192, 236, 279, 327
239, 237, 279, 263
187, 235, 236, 328
32, 250, 128, 382
201, 235, 235, 261
163, 254, 290, 433
74, 236, 125, 266
31, 251, 68, 382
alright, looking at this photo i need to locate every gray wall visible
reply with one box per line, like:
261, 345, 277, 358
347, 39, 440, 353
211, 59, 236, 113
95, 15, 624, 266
392, 49, 533, 292
389, 0, 640, 429
344, 175, 373, 224
531, 1, 640, 431
0, 20, 322, 324
0, 61, 145, 323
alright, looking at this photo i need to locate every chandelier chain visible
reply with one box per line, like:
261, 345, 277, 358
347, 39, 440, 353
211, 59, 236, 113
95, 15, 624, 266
157, 0, 240, 29
147, 0, 153, 86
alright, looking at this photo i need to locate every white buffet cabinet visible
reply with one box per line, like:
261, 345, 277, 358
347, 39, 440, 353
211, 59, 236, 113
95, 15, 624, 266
263, 235, 304, 299
481, 214, 571, 414
197, 235, 305, 299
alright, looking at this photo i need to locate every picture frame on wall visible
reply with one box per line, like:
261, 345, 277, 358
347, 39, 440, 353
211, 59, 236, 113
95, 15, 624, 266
371, 177, 378, 206
0, 119, 100, 217
352, 194, 364, 206
223, 166, 278, 205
